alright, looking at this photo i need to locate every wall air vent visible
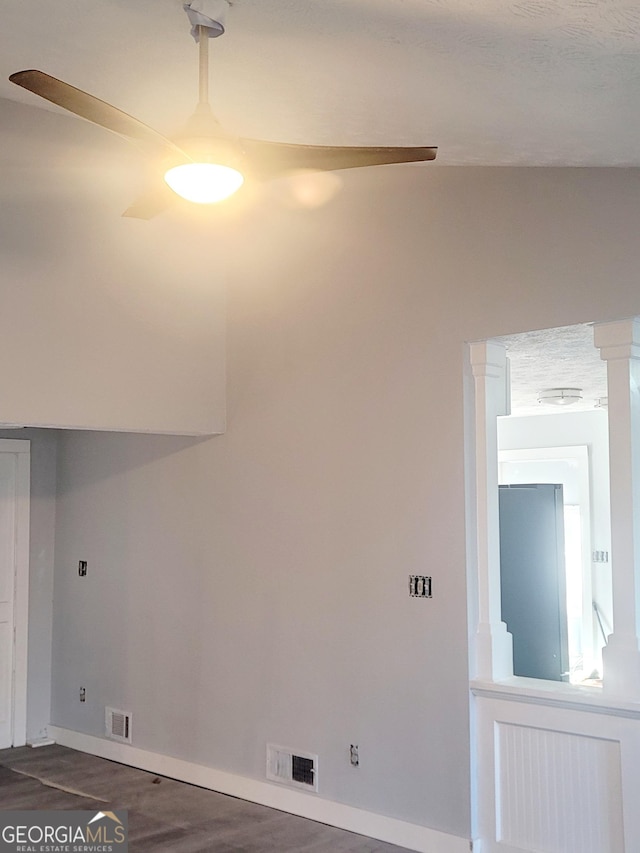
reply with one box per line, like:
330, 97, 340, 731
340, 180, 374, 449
105, 707, 132, 744
266, 744, 318, 792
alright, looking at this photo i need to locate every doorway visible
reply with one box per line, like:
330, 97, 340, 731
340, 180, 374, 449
0, 439, 30, 749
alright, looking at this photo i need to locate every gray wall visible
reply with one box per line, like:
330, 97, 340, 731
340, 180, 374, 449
0, 98, 225, 434
0, 429, 57, 741
50, 167, 640, 840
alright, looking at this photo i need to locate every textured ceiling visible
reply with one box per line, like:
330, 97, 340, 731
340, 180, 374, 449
2, 0, 640, 164
496, 323, 608, 416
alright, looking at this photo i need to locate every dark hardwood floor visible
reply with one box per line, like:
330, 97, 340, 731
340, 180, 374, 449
0, 745, 414, 852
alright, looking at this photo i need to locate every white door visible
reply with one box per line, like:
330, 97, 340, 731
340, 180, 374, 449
0, 441, 30, 749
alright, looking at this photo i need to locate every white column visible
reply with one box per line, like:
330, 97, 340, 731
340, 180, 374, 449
470, 341, 513, 681
594, 318, 640, 700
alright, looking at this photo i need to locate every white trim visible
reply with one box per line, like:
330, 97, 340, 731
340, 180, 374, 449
0, 439, 30, 747
471, 677, 640, 719
468, 341, 513, 681
594, 317, 640, 698
47, 726, 469, 853
0, 440, 31, 454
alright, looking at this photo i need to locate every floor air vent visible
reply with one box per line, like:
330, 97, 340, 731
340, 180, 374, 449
267, 744, 318, 792
105, 707, 132, 744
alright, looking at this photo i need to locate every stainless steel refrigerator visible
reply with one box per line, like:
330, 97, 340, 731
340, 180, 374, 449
499, 483, 570, 682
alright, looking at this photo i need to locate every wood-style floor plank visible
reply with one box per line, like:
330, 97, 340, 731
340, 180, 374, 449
0, 746, 414, 852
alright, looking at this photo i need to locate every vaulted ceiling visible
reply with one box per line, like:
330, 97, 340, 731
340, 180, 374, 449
0, 2, 634, 416
2, 0, 640, 165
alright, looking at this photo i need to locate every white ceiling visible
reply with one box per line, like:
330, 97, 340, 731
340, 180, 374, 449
2, 0, 640, 165
496, 323, 608, 416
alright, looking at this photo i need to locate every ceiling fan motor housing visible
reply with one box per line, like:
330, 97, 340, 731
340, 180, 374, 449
174, 135, 246, 172
173, 103, 246, 173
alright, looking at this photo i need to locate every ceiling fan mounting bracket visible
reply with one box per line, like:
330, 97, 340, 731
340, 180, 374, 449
183, 0, 230, 40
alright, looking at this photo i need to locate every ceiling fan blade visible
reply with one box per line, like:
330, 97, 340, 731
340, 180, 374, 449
9, 70, 188, 162
239, 140, 437, 180
122, 185, 177, 220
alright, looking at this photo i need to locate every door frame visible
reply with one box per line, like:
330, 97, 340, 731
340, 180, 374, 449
1, 438, 30, 746
467, 331, 640, 852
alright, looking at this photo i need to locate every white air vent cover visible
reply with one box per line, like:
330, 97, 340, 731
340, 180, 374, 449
266, 744, 318, 792
105, 707, 132, 744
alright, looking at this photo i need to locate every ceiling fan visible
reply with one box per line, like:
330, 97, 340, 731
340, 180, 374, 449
9, 1, 437, 219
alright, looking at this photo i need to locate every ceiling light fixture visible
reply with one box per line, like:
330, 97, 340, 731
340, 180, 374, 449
164, 162, 244, 203
537, 388, 583, 406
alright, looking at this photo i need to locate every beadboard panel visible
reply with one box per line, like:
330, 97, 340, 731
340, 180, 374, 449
496, 722, 623, 853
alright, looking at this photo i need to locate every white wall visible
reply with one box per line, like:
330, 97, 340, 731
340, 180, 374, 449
0, 98, 225, 435
49, 166, 640, 842
0, 428, 57, 741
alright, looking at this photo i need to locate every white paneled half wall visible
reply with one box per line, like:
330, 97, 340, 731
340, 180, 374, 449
472, 687, 640, 853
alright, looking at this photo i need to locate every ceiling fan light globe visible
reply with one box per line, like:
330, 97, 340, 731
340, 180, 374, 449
164, 163, 244, 204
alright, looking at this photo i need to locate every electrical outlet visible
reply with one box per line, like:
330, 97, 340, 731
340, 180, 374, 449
79, 687, 86, 703
350, 744, 359, 767
78, 560, 87, 577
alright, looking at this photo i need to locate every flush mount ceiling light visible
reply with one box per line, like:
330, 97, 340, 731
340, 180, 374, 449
8, 0, 437, 219
538, 388, 583, 407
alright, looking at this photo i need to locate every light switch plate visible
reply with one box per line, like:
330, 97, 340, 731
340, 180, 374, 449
409, 575, 432, 598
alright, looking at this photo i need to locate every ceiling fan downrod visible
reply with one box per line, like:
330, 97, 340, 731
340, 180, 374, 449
198, 24, 209, 106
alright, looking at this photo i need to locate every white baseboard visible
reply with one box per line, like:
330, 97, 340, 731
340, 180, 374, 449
47, 725, 469, 853
27, 737, 56, 748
